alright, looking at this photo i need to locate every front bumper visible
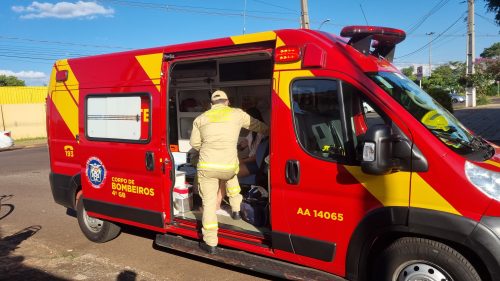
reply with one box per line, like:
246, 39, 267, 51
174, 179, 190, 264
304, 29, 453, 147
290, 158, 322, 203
466, 216, 500, 278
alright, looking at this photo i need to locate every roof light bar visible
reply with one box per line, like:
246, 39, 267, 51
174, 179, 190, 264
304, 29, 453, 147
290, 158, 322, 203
340, 25, 406, 40
340, 25, 406, 62
341, 26, 406, 44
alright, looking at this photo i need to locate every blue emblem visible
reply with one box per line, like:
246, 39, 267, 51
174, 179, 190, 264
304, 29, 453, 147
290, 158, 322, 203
86, 157, 106, 189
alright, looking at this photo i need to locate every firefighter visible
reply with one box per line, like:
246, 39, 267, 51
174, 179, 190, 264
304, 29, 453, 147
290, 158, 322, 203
190, 90, 269, 254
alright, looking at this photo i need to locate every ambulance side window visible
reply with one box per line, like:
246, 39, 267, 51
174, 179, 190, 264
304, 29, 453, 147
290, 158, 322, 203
86, 94, 151, 142
291, 79, 345, 161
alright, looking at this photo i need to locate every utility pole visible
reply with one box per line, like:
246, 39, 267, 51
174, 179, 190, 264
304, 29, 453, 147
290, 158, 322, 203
242, 0, 247, 34
466, 0, 476, 107
300, 0, 310, 29
426, 32, 435, 77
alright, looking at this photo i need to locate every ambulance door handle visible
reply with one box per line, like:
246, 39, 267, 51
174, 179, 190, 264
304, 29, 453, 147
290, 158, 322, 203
145, 151, 155, 171
285, 160, 300, 185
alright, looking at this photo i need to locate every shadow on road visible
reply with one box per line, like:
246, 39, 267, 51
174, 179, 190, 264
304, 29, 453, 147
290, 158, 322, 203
0, 195, 14, 220
0, 225, 69, 280
65, 208, 77, 218
116, 270, 137, 281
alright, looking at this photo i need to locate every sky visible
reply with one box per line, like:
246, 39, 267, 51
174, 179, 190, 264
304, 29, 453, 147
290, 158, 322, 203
0, 0, 498, 85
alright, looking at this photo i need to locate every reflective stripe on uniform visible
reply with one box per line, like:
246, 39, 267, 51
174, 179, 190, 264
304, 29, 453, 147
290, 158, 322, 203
206, 107, 233, 122
198, 162, 238, 171
227, 185, 241, 196
203, 222, 218, 230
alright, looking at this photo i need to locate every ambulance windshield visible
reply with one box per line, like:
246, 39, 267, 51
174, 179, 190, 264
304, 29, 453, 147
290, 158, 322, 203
368, 72, 494, 160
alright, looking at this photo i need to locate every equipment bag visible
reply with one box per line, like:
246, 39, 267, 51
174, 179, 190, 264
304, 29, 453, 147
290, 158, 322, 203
241, 199, 268, 227
241, 186, 269, 227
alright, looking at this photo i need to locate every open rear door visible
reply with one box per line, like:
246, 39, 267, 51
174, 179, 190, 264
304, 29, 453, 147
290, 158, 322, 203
79, 52, 172, 232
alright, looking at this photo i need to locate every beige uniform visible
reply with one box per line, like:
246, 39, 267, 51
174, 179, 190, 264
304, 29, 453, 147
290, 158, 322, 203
190, 104, 268, 246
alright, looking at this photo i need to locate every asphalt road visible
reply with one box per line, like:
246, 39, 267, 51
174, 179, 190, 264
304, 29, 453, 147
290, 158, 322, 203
0, 146, 271, 281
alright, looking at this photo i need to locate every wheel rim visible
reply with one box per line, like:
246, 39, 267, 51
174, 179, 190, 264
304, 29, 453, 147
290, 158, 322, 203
394, 261, 453, 281
82, 207, 104, 233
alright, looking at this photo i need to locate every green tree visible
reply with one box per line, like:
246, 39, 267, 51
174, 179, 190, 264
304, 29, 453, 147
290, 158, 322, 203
480, 42, 500, 58
458, 59, 494, 100
0, 75, 25, 86
424, 62, 465, 93
484, 0, 500, 26
426, 87, 454, 113
484, 58, 500, 82
401, 66, 414, 77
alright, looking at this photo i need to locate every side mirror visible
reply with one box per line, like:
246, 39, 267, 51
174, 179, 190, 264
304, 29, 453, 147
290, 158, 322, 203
361, 124, 394, 175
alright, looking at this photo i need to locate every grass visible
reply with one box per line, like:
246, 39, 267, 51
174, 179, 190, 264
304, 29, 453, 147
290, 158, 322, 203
13, 137, 47, 147
477, 95, 489, 106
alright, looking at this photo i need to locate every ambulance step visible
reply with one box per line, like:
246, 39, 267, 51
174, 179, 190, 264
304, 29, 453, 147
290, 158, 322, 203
154, 234, 346, 281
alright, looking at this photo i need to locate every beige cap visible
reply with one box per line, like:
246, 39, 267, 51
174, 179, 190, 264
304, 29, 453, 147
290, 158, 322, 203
211, 90, 228, 102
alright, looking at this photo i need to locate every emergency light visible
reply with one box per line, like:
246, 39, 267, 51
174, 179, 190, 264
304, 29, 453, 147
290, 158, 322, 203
340, 25, 406, 62
275, 46, 301, 63
56, 70, 68, 82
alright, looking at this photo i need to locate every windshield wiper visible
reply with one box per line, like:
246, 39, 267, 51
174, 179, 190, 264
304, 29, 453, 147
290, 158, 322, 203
434, 130, 472, 148
432, 128, 493, 158
437, 132, 495, 160
471, 135, 495, 160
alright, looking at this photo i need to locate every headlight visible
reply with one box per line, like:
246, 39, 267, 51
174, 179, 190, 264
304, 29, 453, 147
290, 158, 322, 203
465, 161, 500, 200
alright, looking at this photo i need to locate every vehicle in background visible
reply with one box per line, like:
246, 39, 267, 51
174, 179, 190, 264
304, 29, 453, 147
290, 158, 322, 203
449, 92, 465, 103
0, 131, 14, 149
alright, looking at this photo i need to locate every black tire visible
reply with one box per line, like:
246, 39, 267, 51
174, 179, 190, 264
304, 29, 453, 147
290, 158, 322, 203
76, 196, 120, 243
372, 237, 481, 281
452, 98, 458, 103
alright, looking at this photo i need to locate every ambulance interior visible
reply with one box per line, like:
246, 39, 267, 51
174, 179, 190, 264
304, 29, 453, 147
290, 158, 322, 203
167, 52, 273, 235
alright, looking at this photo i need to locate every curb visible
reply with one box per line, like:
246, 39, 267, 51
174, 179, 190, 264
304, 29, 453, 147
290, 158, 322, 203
0, 143, 47, 152
19, 143, 48, 149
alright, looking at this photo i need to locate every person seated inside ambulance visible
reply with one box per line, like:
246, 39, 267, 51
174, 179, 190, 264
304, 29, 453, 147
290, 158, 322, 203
237, 107, 266, 178
215, 107, 268, 216
180, 98, 201, 112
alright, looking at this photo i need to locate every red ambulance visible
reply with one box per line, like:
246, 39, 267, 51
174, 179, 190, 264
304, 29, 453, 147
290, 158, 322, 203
47, 26, 500, 281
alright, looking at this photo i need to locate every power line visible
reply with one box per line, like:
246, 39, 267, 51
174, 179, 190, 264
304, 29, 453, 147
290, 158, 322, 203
0, 57, 53, 65
397, 12, 466, 60
359, 4, 369, 25
0, 35, 129, 50
410, 33, 498, 37
100, 0, 298, 16
432, 34, 462, 51
0, 54, 56, 61
475, 12, 497, 26
406, 0, 451, 35
0, 47, 91, 58
395, 61, 458, 65
251, 0, 298, 13
427, 20, 465, 47
0, 44, 98, 56
104, 0, 349, 27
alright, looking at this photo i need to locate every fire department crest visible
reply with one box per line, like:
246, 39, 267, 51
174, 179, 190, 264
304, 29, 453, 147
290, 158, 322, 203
86, 157, 106, 189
